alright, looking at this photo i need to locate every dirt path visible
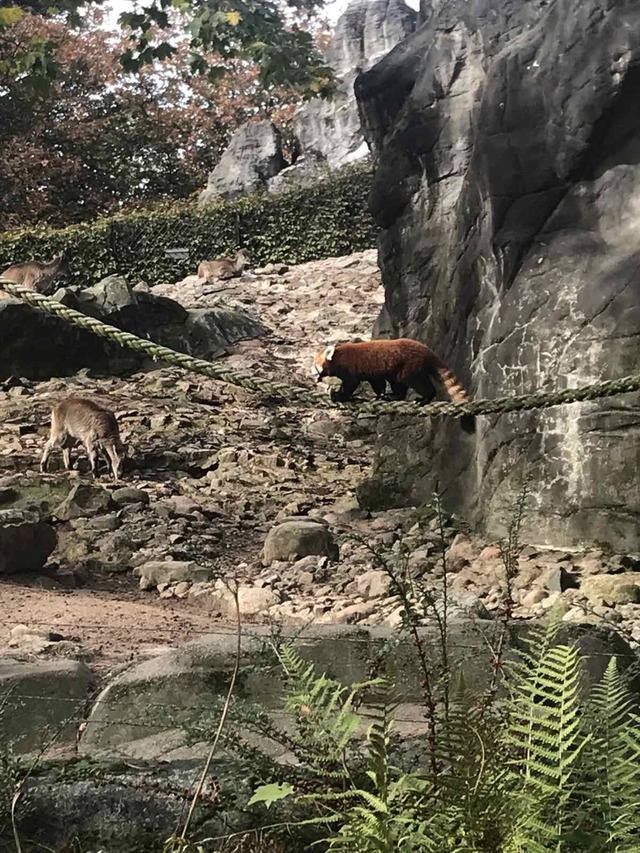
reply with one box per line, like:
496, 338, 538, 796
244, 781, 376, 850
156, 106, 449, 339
0, 580, 228, 671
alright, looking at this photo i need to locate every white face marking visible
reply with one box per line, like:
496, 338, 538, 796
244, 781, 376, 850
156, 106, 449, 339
311, 363, 322, 377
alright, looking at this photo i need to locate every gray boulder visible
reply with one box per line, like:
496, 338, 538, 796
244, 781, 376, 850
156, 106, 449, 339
0, 275, 264, 379
0, 658, 91, 752
356, 569, 393, 600
262, 518, 339, 565
198, 121, 287, 204
0, 509, 56, 574
356, 0, 640, 550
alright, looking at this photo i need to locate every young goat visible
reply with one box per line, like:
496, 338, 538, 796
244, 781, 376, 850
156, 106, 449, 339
40, 397, 126, 483
0, 254, 67, 298
197, 249, 250, 283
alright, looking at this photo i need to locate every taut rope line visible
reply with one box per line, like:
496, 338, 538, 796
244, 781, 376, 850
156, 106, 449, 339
2, 280, 639, 419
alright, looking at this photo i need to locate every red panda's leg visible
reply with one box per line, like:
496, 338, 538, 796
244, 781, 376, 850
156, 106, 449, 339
389, 380, 408, 401
405, 373, 437, 404
331, 377, 360, 402
369, 378, 387, 398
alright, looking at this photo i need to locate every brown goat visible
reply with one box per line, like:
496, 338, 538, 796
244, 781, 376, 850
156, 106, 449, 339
0, 254, 67, 298
41, 397, 126, 483
197, 249, 250, 283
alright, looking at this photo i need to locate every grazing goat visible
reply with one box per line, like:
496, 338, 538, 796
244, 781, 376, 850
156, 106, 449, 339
41, 397, 125, 483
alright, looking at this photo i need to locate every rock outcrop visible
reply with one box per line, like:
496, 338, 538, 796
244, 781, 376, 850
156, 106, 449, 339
0, 275, 264, 379
199, 0, 417, 201
63, 622, 640, 758
356, 0, 640, 549
198, 121, 286, 204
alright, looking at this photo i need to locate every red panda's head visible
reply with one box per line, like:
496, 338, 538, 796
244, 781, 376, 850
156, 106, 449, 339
311, 345, 336, 382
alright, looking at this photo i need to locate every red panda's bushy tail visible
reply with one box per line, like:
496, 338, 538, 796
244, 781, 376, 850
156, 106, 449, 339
433, 362, 475, 434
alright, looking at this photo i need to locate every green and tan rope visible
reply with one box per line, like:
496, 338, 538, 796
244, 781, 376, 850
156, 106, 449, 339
2, 279, 639, 421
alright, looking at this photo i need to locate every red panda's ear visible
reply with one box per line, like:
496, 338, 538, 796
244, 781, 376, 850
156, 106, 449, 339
324, 345, 336, 361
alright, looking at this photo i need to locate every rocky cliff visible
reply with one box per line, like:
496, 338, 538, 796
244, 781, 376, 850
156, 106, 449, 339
356, 0, 640, 549
199, 0, 417, 202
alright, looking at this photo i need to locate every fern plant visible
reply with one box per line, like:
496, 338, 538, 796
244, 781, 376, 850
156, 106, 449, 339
276, 643, 370, 782
578, 657, 640, 852
241, 492, 640, 853
249, 620, 640, 853
502, 619, 590, 852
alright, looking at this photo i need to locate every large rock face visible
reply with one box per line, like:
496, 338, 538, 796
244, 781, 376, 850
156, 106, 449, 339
200, 0, 417, 200
277, 0, 418, 183
356, 0, 640, 549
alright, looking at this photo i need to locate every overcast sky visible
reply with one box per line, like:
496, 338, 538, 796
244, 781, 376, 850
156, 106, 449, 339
104, 0, 419, 28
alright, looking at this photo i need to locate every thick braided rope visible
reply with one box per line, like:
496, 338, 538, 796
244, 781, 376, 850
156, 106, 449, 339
0, 280, 323, 407
2, 279, 639, 419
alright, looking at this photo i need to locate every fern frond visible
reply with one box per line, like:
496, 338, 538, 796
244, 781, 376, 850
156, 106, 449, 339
580, 657, 640, 851
277, 643, 377, 775
503, 638, 589, 851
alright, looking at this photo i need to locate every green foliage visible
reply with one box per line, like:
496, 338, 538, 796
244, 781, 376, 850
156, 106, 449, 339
0, 692, 26, 838
580, 658, 640, 852
3, 0, 333, 100
278, 643, 373, 775
247, 782, 295, 809
0, 7, 309, 228
253, 618, 640, 853
0, 166, 377, 287
120, 0, 335, 98
503, 621, 589, 851
0, 738, 20, 835
0, 1, 91, 94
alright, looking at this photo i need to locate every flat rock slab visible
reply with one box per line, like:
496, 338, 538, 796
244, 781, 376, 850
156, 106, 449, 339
54, 483, 113, 521
135, 559, 212, 587
0, 658, 92, 753
79, 621, 637, 758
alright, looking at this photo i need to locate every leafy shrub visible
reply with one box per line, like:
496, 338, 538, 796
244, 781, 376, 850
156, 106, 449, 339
0, 166, 377, 288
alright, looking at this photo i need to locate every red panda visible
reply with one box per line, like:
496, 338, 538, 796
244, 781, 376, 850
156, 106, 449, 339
312, 338, 474, 432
